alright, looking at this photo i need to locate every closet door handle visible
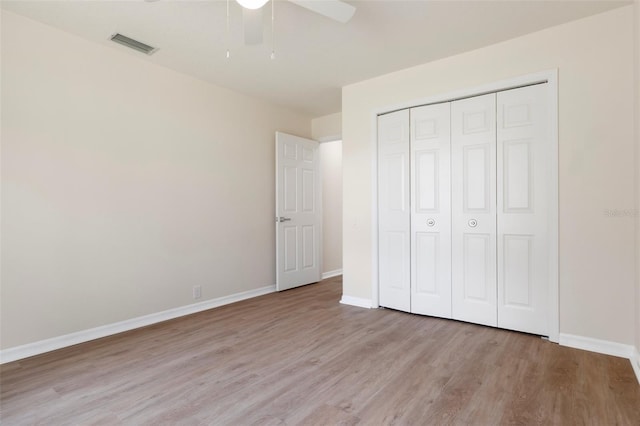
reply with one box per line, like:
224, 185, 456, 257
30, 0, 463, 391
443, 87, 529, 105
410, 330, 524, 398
468, 219, 478, 228
427, 219, 435, 227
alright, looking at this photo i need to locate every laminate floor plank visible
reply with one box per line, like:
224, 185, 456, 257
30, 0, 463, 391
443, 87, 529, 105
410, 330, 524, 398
1, 276, 639, 425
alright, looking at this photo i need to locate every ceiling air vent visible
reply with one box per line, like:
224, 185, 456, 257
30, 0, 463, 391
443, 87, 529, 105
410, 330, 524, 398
110, 33, 157, 55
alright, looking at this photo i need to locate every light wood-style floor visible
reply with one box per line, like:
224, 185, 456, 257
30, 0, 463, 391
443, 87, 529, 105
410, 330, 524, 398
2, 276, 639, 425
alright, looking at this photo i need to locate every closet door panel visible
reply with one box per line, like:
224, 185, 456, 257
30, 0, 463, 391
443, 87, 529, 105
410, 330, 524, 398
451, 94, 497, 327
410, 103, 451, 317
378, 110, 411, 312
497, 84, 550, 335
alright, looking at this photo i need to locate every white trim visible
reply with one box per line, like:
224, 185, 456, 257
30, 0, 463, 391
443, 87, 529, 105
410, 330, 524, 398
0, 285, 276, 364
318, 139, 324, 286
560, 335, 640, 384
322, 269, 343, 279
340, 295, 373, 309
632, 348, 640, 385
371, 110, 380, 308
559, 333, 635, 359
317, 135, 342, 143
371, 70, 559, 339
546, 70, 560, 343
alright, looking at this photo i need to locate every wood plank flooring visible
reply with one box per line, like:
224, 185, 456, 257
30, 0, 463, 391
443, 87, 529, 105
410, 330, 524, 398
2, 276, 639, 425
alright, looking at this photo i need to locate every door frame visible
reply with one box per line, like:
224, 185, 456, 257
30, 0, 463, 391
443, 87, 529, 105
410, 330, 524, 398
370, 69, 559, 343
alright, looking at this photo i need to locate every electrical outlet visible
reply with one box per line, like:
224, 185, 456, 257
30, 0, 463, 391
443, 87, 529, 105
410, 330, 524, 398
193, 285, 202, 300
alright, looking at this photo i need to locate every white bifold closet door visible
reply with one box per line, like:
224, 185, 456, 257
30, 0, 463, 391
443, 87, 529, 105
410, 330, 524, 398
496, 84, 550, 335
451, 93, 498, 327
378, 109, 411, 312
410, 103, 451, 317
378, 83, 551, 337
378, 105, 451, 317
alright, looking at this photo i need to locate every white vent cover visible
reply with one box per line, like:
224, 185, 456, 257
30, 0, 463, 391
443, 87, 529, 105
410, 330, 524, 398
110, 33, 157, 55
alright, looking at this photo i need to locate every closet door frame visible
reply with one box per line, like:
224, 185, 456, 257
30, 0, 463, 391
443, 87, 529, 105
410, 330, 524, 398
371, 70, 558, 343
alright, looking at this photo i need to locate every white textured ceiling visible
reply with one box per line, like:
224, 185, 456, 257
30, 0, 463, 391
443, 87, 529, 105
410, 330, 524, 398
1, 0, 630, 117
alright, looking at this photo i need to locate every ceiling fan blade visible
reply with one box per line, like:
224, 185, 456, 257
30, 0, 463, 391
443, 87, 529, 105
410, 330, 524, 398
243, 7, 263, 45
288, 0, 356, 24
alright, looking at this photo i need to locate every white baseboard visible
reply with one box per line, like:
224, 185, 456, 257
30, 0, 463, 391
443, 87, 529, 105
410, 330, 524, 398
559, 333, 635, 359
554, 334, 640, 385
0, 285, 276, 364
632, 348, 640, 385
340, 295, 372, 309
321, 269, 343, 280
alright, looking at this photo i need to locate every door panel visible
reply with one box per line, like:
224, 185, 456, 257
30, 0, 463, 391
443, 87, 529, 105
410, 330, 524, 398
386, 154, 407, 211
302, 169, 315, 212
452, 93, 497, 327
463, 233, 491, 300
497, 84, 550, 335
284, 226, 298, 272
463, 144, 490, 211
284, 166, 297, 212
415, 232, 438, 294
503, 141, 532, 211
415, 150, 438, 211
502, 235, 533, 306
410, 103, 451, 317
302, 225, 316, 268
276, 132, 321, 291
382, 231, 409, 290
378, 110, 411, 312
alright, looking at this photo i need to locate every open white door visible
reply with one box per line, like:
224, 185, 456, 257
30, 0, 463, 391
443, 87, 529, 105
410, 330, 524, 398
276, 132, 322, 291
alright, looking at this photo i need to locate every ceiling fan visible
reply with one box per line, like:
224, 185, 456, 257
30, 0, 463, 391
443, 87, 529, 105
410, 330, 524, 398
236, 0, 356, 45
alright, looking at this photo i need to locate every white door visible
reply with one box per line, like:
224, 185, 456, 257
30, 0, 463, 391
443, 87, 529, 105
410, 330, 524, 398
497, 84, 550, 335
410, 103, 452, 317
378, 110, 411, 312
451, 93, 498, 327
275, 132, 321, 291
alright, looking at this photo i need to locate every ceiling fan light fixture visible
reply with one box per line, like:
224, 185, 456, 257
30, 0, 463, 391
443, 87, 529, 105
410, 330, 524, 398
236, 0, 269, 10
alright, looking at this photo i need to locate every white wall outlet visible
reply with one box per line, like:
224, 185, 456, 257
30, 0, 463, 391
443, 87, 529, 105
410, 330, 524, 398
193, 285, 202, 300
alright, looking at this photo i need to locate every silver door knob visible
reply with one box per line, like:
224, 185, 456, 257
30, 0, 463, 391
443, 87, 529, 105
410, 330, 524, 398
468, 219, 478, 227
276, 217, 292, 223
426, 219, 435, 227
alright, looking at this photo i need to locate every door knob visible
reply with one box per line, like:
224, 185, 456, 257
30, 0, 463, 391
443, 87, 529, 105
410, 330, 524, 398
468, 219, 478, 227
276, 217, 292, 223
427, 219, 435, 227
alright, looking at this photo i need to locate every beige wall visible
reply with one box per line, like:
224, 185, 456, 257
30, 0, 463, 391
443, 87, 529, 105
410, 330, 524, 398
0, 11, 311, 349
312, 112, 341, 142
343, 6, 636, 345
319, 141, 342, 275
312, 112, 343, 275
